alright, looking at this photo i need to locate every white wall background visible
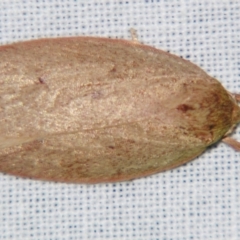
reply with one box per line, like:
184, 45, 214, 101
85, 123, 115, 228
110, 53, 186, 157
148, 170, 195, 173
0, 1, 239, 239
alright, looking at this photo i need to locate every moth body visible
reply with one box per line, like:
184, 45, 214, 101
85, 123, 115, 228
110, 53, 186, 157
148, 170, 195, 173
0, 37, 239, 183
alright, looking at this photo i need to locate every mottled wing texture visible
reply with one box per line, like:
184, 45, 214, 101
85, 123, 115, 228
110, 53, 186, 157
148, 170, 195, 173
0, 37, 239, 183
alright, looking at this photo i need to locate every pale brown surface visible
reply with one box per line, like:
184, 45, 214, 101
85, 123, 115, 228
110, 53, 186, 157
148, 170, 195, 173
0, 37, 239, 183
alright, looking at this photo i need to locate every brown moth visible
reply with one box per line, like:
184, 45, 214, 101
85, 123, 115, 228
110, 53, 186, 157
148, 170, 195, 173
0, 35, 239, 183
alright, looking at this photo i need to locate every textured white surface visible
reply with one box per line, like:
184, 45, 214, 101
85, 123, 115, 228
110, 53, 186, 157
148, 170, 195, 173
0, 1, 239, 240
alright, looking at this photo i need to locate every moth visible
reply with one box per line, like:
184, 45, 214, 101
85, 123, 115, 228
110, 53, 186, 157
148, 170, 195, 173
0, 33, 239, 183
